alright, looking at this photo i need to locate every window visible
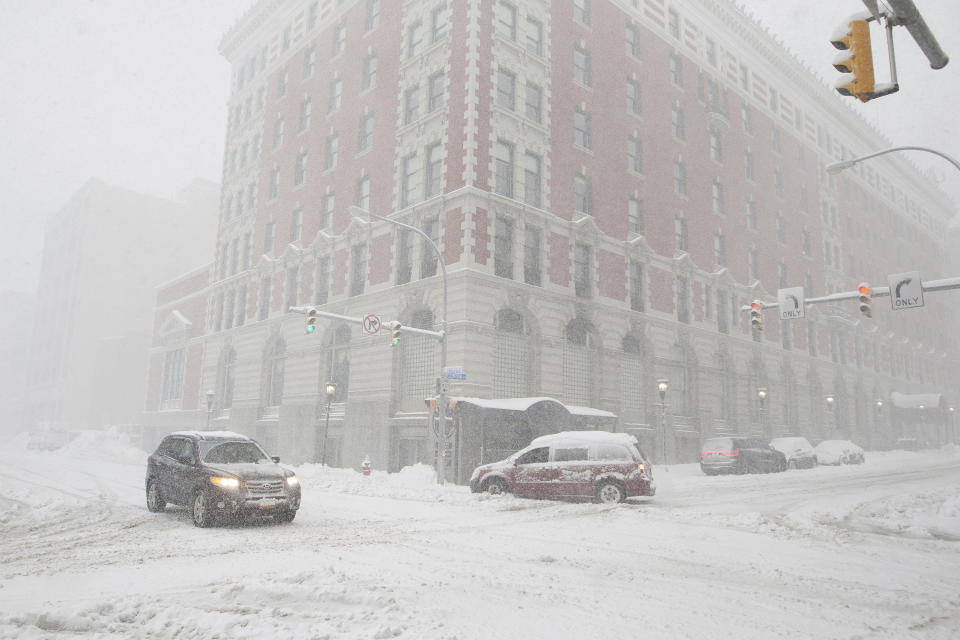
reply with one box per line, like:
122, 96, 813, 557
332, 23, 346, 57
294, 152, 308, 186
320, 192, 334, 228
365, 0, 380, 30
160, 349, 185, 407
277, 67, 288, 97
494, 140, 514, 198
290, 208, 302, 242
526, 16, 543, 55
744, 150, 755, 180
308, 2, 319, 29
396, 229, 413, 285
675, 216, 687, 251
421, 217, 439, 278
714, 232, 726, 266
670, 53, 683, 87
494, 216, 514, 279
673, 158, 686, 195
671, 105, 685, 140
525, 82, 542, 122
242, 232, 251, 269
628, 136, 642, 173
574, 107, 591, 148
425, 143, 443, 198
358, 112, 374, 152
350, 243, 367, 296
428, 72, 445, 111
772, 127, 782, 153
668, 8, 680, 39
742, 105, 753, 133
746, 199, 757, 230
355, 175, 370, 210
574, 243, 591, 298
626, 23, 641, 58
257, 275, 271, 321
401, 153, 418, 208
404, 85, 420, 124
324, 134, 338, 170
273, 117, 284, 149
712, 179, 724, 214
802, 229, 811, 256
315, 256, 330, 305
496, 1, 517, 41
497, 68, 516, 110
431, 4, 448, 42
328, 77, 342, 112
574, 47, 591, 86
676, 275, 689, 323
709, 131, 722, 162
362, 53, 378, 90
628, 198, 643, 235
523, 225, 541, 286
774, 169, 784, 197
407, 21, 423, 57
717, 290, 728, 333
269, 167, 280, 199
282, 26, 292, 51
285, 265, 299, 308
778, 262, 788, 288
263, 339, 285, 408
629, 260, 644, 311
739, 63, 750, 92
706, 38, 717, 66
574, 173, 591, 215
264, 221, 276, 255
523, 152, 541, 207
626, 78, 641, 115
303, 47, 316, 78
574, 0, 590, 25
748, 248, 759, 281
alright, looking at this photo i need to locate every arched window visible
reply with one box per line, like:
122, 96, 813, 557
620, 335, 644, 415
329, 324, 352, 402
399, 309, 437, 409
262, 338, 286, 409
218, 348, 237, 410
563, 317, 597, 406
494, 308, 529, 397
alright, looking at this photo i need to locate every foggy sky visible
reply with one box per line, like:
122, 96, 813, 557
0, 0, 956, 296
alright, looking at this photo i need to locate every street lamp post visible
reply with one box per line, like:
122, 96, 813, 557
825, 394, 835, 436
320, 382, 337, 466
657, 379, 669, 467
349, 206, 449, 483
950, 407, 956, 444
757, 388, 768, 437
826, 146, 960, 176
875, 399, 884, 448
205, 389, 214, 429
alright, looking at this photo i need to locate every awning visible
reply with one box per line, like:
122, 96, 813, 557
449, 396, 617, 419
889, 392, 946, 410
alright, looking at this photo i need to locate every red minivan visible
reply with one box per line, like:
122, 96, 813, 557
469, 431, 655, 503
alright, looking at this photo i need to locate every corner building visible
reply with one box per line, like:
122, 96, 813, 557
144, 0, 959, 481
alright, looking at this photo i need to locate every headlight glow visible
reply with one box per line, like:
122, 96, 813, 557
210, 476, 240, 489
286, 475, 299, 486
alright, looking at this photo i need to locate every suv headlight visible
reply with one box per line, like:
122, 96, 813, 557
286, 475, 299, 486
210, 476, 240, 489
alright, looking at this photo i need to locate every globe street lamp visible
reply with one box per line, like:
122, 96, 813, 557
321, 381, 337, 466
825, 394, 835, 435
876, 399, 885, 448
656, 379, 669, 466
205, 389, 215, 429
757, 388, 767, 436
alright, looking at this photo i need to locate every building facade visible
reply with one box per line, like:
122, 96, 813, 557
143, 0, 958, 481
27, 178, 219, 432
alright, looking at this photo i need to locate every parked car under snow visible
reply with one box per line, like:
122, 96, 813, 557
770, 436, 817, 469
815, 439, 865, 465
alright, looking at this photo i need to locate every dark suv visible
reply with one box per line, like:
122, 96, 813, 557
145, 431, 301, 527
699, 436, 787, 475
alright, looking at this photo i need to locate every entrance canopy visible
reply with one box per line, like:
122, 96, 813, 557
449, 396, 617, 423
889, 392, 947, 410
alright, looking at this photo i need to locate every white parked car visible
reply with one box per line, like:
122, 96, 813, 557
815, 439, 865, 465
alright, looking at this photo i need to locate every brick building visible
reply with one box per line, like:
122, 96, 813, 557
143, 0, 958, 481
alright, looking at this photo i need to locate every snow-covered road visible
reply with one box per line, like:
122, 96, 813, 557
1, 431, 958, 639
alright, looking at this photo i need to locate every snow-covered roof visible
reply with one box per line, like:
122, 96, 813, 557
530, 431, 638, 447
449, 396, 617, 418
890, 392, 945, 410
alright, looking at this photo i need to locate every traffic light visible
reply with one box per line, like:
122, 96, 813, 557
830, 18, 875, 102
750, 301, 763, 331
857, 283, 872, 318
391, 322, 401, 346
305, 308, 318, 334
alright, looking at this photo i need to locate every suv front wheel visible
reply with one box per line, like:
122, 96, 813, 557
192, 490, 215, 528
595, 480, 625, 504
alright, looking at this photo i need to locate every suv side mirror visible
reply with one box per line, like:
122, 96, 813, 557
272, 456, 280, 463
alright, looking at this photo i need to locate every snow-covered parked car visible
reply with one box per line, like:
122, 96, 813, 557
815, 439, 865, 465
145, 430, 301, 527
469, 431, 655, 503
770, 436, 817, 469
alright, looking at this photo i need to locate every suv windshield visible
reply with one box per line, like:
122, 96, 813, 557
200, 441, 270, 464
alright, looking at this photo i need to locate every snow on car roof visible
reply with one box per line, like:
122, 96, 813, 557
529, 431, 637, 447
169, 430, 251, 440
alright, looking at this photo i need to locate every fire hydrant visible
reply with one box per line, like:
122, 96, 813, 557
361, 455, 372, 476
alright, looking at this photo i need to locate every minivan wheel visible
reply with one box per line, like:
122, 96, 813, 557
484, 478, 509, 495
192, 490, 215, 528
596, 481, 626, 504
146, 479, 166, 513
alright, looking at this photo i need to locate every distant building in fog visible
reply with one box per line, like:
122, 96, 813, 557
142, 0, 958, 478
25, 178, 219, 431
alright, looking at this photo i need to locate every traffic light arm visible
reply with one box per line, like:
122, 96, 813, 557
739, 276, 960, 313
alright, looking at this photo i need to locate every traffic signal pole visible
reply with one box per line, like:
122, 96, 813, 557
742, 276, 960, 314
